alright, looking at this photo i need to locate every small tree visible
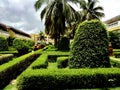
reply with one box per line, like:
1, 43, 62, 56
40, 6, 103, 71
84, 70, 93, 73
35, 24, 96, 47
58, 37, 70, 51
69, 20, 110, 68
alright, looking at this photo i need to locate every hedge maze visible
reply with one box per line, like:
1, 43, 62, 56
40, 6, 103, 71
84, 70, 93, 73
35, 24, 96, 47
16, 50, 120, 90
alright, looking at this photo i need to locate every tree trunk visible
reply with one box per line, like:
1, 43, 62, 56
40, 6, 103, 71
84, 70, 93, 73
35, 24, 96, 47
54, 37, 58, 47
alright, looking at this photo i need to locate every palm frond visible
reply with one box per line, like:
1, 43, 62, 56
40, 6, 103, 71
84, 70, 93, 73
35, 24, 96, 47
64, 2, 80, 23
94, 11, 105, 18
89, 0, 97, 10
93, 6, 104, 11
34, 0, 49, 11
40, 6, 48, 20
79, 0, 87, 10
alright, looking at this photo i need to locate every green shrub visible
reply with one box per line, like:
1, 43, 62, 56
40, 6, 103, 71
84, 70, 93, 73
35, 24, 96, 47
0, 54, 13, 65
13, 38, 34, 55
46, 51, 70, 62
25, 39, 35, 52
7, 36, 15, 46
57, 57, 69, 68
45, 45, 57, 51
108, 31, 120, 49
0, 36, 8, 51
17, 68, 120, 90
0, 51, 18, 54
110, 57, 120, 67
0, 51, 39, 89
58, 37, 70, 51
30, 54, 48, 69
69, 20, 110, 68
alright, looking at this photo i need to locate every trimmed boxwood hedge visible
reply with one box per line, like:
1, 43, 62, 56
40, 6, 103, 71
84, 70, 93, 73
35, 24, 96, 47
0, 54, 13, 65
0, 51, 40, 89
57, 57, 69, 68
46, 51, 70, 62
110, 57, 120, 67
30, 54, 48, 69
0, 36, 8, 51
17, 68, 120, 90
69, 20, 110, 68
16, 50, 120, 90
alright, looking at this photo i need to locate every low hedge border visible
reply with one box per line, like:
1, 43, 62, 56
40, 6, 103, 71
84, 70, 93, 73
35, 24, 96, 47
30, 54, 48, 69
57, 56, 69, 68
0, 51, 18, 54
17, 68, 120, 90
0, 54, 14, 65
0, 51, 40, 89
113, 52, 120, 58
113, 49, 120, 58
46, 51, 70, 62
110, 57, 120, 67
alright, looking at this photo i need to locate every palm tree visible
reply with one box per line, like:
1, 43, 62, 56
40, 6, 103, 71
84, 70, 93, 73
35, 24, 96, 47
79, 0, 105, 21
34, 0, 80, 47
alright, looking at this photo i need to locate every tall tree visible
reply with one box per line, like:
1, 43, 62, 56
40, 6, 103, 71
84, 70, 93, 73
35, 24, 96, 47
34, 0, 80, 47
79, 0, 105, 21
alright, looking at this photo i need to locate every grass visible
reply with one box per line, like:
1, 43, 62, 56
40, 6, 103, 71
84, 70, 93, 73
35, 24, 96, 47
47, 62, 57, 69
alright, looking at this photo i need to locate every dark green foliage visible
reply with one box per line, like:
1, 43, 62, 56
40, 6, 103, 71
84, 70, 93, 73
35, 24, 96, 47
13, 38, 35, 55
0, 54, 13, 65
57, 57, 69, 68
110, 57, 120, 67
0, 36, 8, 51
7, 36, 15, 46
0, 51, 39, 89
31, 54, 48, 69
17, 68, 120, 90
108, 31, 120, 49
69, 20, 110, 68
58, 37, 70, 51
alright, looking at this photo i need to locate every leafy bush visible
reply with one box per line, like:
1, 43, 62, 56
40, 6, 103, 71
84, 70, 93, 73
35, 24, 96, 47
108, 31, 120, 49
110, 57, 120, 67
30, 54, 48, 69
58, 37, 70, 51
17, 68, 120, 90
45, 45, 57, 51
57, 57, 69, 68
13, 38, 35, 55
0, 54, 13, 65
0, 51, 39, 89
0, 36, 8, 51
69, 20, 110, 68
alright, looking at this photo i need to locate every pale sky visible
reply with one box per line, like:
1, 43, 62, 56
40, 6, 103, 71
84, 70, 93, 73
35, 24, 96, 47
0, 0, 120, 34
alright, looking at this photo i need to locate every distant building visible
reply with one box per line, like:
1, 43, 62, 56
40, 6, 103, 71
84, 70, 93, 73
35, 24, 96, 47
0, 23, 31, 39
30, 33, 54, 44
30, 34, 40, 43
104, 15, 120, 32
